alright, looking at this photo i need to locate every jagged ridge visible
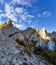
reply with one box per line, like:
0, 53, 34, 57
0, 19, 12, 29
0, 19, 56, 65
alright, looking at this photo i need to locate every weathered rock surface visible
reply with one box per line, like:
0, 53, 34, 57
11, 32, 25, 41
0, 19, 56, 65
22, 27, 36, 39
48, 40, 56, 51
1, 19, 20, 37
0, 30, 52, 65
49, 31, 56, 38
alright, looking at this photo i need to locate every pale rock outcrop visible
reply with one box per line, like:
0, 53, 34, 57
48, 40, 55, 51
30, 33, 39, 41
49, 31, 56, 38
22, 27, 36, 39
11, 32, 25, 41
36, 38, 48, 49
36, 27, 51, 40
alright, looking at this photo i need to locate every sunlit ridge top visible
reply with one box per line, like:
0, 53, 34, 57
0, 19, 12, 29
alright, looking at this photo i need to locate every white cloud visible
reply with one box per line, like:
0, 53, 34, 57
19, 13, 34, 24
4, 3, 34, 24
42, 11, 51, 17
0, 0, 4, 3
0, 2, 35, 29
46, 12, 51, 17
14, 23, 23, 28
13, 23, 27, 30
26, 14, 34, 18
42, 11, 48, 16
0, 21, 2, 24
5, 3, 17, 22
0, 9, 3, 13
15, 7, 34, 23
0, 0, 36, 7
37, 14, 41, 17
0, 13, 5, 17
10, 0, 32, 6
15, 7, 25, 14
37, 11, 51, 18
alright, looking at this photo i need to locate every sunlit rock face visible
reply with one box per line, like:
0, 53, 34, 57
0, 19, 12, 29
36, 27, 51, 40
36, 27, 56, 51
1, 19, 20, 36
48, 40, 55, 51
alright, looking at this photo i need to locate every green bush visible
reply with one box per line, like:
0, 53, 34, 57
31, 40, 37, 46
42, 50, 56, 65
16, 39, 56, 65
16, 39, 32, 52
33, 46, 43, 54
33, 46, 56, 65
16, 39, 27, 47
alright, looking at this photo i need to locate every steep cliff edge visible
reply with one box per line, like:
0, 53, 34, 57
0, 19, 21, 36
0, 19, 12, 29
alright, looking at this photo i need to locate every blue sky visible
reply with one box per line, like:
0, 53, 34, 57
0, 0, 56, 32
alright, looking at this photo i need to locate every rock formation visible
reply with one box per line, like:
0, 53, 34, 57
0, 19, 12, 29
0, 19, 56, 65
1, 19, 20, 36
36, 27, 51, 40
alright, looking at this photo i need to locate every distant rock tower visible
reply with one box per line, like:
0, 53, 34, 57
42, 27, 47, 38
42, 27, 46, 33
36, 27, 51, 40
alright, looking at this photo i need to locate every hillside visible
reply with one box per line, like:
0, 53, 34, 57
0, 19, 56, 65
